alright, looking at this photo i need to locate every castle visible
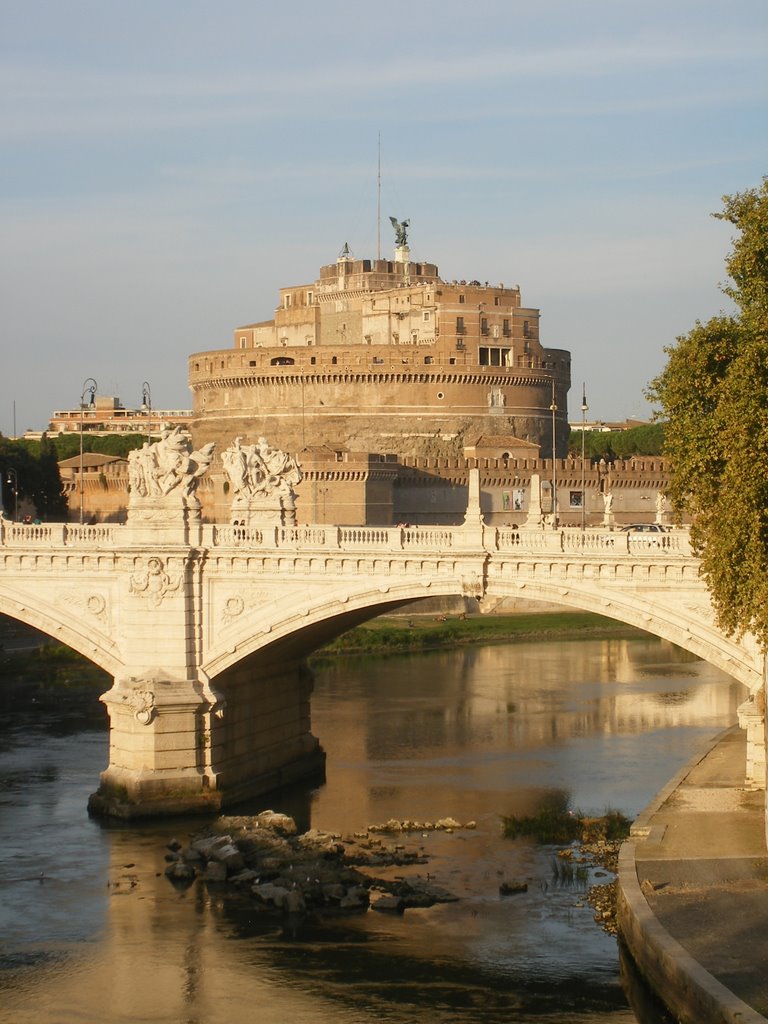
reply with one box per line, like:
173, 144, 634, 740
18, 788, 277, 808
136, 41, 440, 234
53, 228, 671, 528
188, 226, 571, 462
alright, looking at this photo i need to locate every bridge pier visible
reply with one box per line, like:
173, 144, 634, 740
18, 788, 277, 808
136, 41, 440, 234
88, 675, 224, 818
88, 659, 326, 819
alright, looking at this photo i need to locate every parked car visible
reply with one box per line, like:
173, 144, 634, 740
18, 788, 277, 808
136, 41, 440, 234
620, 523, 667, 533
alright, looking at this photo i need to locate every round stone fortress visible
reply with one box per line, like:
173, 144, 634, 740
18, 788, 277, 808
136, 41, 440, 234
188, 232, 571, 460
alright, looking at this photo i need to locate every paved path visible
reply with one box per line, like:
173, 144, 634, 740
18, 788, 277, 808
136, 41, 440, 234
619, 726, 768, 1022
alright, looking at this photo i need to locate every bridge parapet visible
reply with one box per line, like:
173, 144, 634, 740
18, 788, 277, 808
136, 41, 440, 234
0, 520, 118, 546
0, 518, 693, 557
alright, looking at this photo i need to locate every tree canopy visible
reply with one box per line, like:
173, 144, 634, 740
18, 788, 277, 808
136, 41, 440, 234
647, 178, 768, 645
567, 422, 665, 461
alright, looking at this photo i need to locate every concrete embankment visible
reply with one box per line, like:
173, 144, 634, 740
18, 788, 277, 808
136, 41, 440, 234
618, 726, 768, 1023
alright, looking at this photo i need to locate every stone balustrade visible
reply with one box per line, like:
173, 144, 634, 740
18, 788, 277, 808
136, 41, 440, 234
0, 518, 692, 557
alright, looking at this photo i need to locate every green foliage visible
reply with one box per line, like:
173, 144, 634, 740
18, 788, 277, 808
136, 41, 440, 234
313, 612, 639, 659
567, 422, 665, 460
502, 792, 582, 844
0, 433, 67, 520
0, 431, 145, 520
501, 793, 631, 845
647, 178, 768, 644
47, 433, 145, 460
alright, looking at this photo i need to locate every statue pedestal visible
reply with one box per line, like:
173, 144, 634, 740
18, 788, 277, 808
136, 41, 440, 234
231, 497, 297, 527
125, 502, 204, 545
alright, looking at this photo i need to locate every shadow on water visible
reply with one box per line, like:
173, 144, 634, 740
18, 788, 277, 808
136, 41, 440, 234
213, 892, 633, 1023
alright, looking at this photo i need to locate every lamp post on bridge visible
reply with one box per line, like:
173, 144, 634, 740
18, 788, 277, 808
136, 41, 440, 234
140, 381, 152, 445
79, 377, 97, 525
581, 384, 589, 532
550, 380, 558, 529
5, 468, 18, 522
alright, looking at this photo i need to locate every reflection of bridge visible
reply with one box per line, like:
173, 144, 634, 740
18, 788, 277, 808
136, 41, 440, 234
0, 479, 764, 819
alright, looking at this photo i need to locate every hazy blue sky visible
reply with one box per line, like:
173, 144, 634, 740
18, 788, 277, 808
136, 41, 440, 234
1, 0, 766, 437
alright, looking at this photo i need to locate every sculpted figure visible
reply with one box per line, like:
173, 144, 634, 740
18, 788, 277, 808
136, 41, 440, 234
221, 436, 302, 505
389, 216, 410, 247
128, 427, 215, 506
221, 437, 249, 495
603, 490, 614, 514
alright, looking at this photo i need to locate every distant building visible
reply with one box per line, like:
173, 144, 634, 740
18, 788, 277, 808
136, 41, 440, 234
189, 236, 571, 461
45, 395, 192, 437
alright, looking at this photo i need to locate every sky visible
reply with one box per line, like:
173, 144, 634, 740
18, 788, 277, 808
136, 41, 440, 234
1, 0, 766, 437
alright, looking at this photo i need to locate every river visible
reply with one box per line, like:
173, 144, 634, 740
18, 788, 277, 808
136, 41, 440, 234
0, 632, 745, 1023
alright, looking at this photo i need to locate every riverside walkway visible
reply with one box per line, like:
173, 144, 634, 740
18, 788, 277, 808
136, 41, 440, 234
619, 726, 768, 1023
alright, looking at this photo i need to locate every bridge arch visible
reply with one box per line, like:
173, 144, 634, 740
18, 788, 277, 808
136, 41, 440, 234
0, 592, 123, 677
201, 574, 761, 695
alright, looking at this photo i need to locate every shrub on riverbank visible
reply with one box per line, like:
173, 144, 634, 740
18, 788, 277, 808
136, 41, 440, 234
501, 793, 632, 845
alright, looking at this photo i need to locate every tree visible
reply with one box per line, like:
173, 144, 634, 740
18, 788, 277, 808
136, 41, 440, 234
566, 423, 665, 460
647, 178, 768, 644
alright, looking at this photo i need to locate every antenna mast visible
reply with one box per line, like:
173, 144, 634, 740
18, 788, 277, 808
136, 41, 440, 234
377, 133, 381, 260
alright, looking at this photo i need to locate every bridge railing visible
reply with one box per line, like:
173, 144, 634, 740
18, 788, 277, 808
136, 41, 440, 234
0, 521, 117, 546
0, 518, 692, 557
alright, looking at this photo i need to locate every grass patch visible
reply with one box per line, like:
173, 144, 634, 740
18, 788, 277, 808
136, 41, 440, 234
501, 792, 632, 845
314, 611, 643, 659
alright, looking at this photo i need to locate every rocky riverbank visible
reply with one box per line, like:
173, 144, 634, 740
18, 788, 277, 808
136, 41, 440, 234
164, 810, 624, 931
164, 811, 477, 914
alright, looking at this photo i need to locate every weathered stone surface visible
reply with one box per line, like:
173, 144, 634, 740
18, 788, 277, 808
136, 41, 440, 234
166, 812, 460, 918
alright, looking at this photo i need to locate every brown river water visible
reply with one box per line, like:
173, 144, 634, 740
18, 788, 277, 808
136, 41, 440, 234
0, 633, 745, 1023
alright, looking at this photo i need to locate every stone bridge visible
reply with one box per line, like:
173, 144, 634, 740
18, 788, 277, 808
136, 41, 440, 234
0, 437, 765, 820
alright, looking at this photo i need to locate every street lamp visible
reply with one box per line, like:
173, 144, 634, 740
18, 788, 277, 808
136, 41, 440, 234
5, 468, 18, 522
581, 384, 589, 532
140, 381, 152, 445
79, 377, 97, 525
550, 380, 558, 529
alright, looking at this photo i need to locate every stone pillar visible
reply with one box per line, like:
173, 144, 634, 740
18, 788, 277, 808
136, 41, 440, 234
522, 473, 544, 529
88, 674, 222, 818
88, 544, 224, 818
459, 467, 486, 549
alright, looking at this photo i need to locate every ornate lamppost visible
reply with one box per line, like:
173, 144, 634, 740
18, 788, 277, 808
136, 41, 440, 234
5, 468, 18, 522
581, 384, 589, 532
550, 380, 558, 528
141, 381, 152, 445
79, 377, 97, 525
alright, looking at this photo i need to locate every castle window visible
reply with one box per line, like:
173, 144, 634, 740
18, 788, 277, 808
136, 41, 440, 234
523, 320, 531, 338
310, 356, 316, 365
239, 336, 247, 348
331, 356, 338, 365
503, 319, 511, 337
306, 291, 313, 305
459, 294, 465, 304
284, 294, 292, 308
479, 346, 512, 366
456, 316, 465, 335
481, 318, 489, 336
271, 357, 295, 366
424, 356, 433, 365
494, 297, 500, 306
423, 311, 430, 322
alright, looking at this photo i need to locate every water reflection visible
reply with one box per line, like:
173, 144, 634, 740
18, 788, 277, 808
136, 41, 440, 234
0, 635, 744, 1023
